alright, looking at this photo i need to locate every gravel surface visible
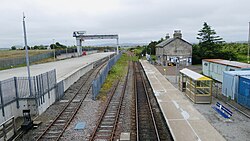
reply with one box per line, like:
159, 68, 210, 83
156, 65, 250, 141
116, 62, 133, 139
60, 90, 101, 141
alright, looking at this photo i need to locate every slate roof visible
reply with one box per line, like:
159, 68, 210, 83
156, 37, 192, 47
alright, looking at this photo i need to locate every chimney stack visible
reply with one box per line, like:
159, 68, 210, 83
173, 30, 182, 38
165, 33, 170, 40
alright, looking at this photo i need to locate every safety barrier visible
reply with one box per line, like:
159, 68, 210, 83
0, 70, 56, 116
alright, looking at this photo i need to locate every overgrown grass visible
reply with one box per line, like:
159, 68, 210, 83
97, 53, 130, 101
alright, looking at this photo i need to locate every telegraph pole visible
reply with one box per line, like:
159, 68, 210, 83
53, 39, 55, 61
248, 22, 250, 63
23, 13, 33, 96
116, 38, 119, 54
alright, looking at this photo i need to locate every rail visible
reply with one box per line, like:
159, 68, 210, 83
134, 61, 160, 141
35, 61, 107, 141
89, 63, 130, 141
0, 116, 16, 141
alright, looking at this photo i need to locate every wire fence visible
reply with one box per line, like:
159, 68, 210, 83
0, 70, 56, 116
92, 53, 122, 100
0, 52, 54, 69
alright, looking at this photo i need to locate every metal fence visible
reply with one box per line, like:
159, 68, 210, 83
0, 52, 54, 69
92, 53, 122, 100
0, 70, 56, 116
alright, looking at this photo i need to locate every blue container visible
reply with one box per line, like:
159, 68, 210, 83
222, 71, 250, 100
238, 76, 250, 109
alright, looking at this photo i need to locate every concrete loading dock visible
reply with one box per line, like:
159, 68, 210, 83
0, 52, 114, 124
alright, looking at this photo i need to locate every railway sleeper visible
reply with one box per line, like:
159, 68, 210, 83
101, 121, 114, 124
96, 134, 111, 137
53, 123, 65, 126
104, 115, 116, 118
47, 131, 62, 134
97, 129, 112, 132
100, 125, 114, 128
42, 135, 60, 139
55, 119, 66, 122
105, 112, 116, 115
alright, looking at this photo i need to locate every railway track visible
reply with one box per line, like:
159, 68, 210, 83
35, 59, 108, 141
133, 61, 160, 141
89, 63, 130, 141
131, 61, 173, 141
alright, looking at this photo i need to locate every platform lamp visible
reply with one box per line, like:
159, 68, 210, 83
22, 13, 33, 96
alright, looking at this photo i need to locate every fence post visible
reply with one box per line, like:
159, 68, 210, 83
47, 72, 50, 99
14, 77, 20, 109
92, 81, 96, 100
36, 76, 40, 106
41, 75, 45, 103
0, 82, 5, 117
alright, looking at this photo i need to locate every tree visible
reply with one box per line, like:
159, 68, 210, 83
192, 22, 237, 64
197, 22, 224, 44
196, 22, 224, 59
11, 46, 16, 50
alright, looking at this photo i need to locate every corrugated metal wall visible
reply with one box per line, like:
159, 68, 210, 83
238, 76, 250, 109
222, 72, 237, 100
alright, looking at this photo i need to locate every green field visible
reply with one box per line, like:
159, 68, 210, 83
0, 50, 52, 59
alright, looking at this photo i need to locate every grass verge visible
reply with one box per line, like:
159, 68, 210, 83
97, 53, 130, 101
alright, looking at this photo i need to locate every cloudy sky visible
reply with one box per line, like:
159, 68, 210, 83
0, 0, 249, 48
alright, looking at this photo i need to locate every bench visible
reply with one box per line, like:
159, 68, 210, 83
212, 102, 233, 119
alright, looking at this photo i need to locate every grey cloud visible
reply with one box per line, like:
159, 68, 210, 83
0, 0, 250, 48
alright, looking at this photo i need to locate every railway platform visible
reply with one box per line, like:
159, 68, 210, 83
140, 60, 225, 141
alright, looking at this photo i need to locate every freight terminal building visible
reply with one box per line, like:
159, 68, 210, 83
202, 59, 250, 82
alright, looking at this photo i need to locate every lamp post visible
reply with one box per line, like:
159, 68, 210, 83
65, 40, 68, 58
175, 57, 180, 84
22, 13, 33, 96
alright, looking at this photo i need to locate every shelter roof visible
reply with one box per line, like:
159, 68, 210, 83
180, 68, 211, 81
